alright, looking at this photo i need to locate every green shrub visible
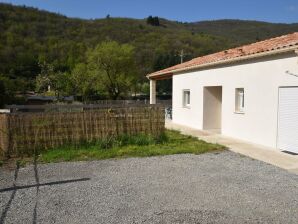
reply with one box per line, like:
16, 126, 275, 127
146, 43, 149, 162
125, 134, 154, 146
97, 137, 115, 150
155, 132, 169, 144
115, 134, 131, 147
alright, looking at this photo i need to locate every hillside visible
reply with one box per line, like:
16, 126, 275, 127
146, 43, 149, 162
0, 3, 298, 93
186, 20, 298, 44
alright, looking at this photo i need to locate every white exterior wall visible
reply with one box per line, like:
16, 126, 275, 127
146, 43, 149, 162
172, 53, 298, 149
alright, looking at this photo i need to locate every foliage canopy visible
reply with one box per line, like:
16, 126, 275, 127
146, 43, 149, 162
87, 41, 137, 99
0, 3, 298, 103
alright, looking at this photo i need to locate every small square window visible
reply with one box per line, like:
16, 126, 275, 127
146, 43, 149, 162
235, 88, 245, 113
183, 90, 190, 108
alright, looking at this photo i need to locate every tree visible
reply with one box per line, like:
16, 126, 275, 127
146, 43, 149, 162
68, 63, 97, 100
0, 75, 15, 107
153, 52, 180, 95
35, 61, 55, 93
153, 17, 160, 26
35, 61, 70, 97
146, 16, 160, 26
51, 71, 69, 98
87, 41, 137, 100
0, 78, 7, 108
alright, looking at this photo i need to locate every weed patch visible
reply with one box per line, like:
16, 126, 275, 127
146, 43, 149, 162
36, 130, 225, 164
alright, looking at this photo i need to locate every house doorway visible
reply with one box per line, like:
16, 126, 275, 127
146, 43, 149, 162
203, 86, 222, 133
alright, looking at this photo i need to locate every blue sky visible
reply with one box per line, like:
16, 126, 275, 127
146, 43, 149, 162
1, 0, 298, 23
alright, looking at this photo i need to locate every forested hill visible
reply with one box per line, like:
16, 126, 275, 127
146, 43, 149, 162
1, 3, 298, 92
186, 20, 298, 44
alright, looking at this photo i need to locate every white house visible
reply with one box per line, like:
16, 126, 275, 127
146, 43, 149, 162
147, 33, 298, 154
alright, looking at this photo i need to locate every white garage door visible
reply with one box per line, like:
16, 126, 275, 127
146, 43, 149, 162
278, 87, 298, 154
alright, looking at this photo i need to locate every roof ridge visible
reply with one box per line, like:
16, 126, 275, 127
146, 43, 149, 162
218, 32, 298, 54
242, 32, 298, 46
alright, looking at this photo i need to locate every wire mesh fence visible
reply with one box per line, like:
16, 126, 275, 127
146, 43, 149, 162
0, 106, 165, 157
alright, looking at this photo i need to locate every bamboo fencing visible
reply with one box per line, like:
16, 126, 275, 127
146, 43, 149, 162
0, 106, 165, 157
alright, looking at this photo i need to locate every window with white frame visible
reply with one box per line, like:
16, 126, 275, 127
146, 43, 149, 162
183, 90, 190, 107
235, 88, 245, 113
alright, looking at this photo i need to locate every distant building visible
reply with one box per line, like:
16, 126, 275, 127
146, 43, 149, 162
26, 96, 56, 105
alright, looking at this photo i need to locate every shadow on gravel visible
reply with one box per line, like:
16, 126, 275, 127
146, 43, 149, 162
0, 151, 90, 224
0, 178, 91, 193
0, 162, 20, 224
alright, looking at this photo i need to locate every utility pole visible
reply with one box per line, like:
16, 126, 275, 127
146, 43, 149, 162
179, 50, 185, 64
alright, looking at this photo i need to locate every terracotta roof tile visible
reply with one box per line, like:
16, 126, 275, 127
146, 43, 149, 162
148, 32, 298, 77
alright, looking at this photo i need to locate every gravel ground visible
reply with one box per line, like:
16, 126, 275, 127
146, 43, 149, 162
0, 151, 298, 224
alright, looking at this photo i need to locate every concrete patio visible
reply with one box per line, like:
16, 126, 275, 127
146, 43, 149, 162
166, 120, 298, 174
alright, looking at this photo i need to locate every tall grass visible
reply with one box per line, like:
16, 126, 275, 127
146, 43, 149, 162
53, 133, 168, 151
36, 130, 226, 163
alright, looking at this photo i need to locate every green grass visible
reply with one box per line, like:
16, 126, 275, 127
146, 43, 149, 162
38, 130, 225, 163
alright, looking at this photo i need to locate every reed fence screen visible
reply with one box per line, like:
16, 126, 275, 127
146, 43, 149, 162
0, 106, 165, 157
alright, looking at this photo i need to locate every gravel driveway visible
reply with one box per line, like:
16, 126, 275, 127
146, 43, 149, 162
0, 151, 298, 224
